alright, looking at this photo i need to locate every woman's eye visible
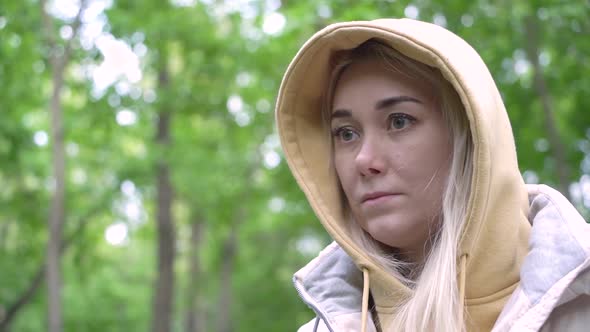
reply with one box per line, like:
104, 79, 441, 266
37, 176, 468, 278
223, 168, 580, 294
333, 128, 358, 142
389, 114, 415, 130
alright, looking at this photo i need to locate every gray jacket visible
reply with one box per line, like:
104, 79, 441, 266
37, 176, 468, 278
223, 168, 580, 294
294, 185, 590, 331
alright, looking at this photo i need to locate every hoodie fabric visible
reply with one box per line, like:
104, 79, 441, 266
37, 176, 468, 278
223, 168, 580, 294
292, 185, 590, 331
275, 19, 590, 331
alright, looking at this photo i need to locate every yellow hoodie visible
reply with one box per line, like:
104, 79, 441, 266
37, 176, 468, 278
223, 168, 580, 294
276, 19, 532, 331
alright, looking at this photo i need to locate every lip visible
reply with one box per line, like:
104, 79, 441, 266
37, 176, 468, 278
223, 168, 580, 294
361, 192, 401, 204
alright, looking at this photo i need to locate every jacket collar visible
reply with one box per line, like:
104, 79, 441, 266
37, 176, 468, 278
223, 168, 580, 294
294, 184, 590, 331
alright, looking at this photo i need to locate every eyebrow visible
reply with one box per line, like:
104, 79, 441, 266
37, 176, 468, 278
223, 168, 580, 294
376, 95, 422, 110
331, 95, 423, 119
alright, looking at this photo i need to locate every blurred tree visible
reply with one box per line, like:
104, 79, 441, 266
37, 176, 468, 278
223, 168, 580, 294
0, 1, 588, 332
152, 44, 176, 332
39, 0, 90, 330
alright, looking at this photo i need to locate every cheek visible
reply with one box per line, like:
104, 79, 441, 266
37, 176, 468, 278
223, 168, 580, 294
418, 118, 451, 165
401, 126, 451, 190
334, 153, 354, 192
334, 154, 352, 191
421, 132, 451, 200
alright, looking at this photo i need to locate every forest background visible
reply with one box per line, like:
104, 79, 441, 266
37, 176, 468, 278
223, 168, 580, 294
0, 0, 589, 331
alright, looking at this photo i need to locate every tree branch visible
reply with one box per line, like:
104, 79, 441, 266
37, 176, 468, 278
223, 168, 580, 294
0, 197, 107, 332
40, 0, 88, 71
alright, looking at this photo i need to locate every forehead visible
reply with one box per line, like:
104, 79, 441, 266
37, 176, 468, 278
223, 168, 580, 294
332, 61, 434, 110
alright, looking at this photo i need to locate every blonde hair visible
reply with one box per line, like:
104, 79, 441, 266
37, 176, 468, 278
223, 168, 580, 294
324, 39, 473, 332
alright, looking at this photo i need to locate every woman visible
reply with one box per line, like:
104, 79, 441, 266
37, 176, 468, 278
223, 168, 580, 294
275, 19, 590, 331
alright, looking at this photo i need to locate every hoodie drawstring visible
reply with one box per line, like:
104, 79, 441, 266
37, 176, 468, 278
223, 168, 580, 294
361, 267, 370, 332
458, 254, 467, 325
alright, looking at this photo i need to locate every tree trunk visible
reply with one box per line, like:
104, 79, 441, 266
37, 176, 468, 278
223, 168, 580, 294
0, 223, 8, 251
151, 57, 176, 332
523, 15, 572, 199
216, 226, 238, 332
46, 54, 66, 332
39, 1, 87, 331
184, 217, 205, 332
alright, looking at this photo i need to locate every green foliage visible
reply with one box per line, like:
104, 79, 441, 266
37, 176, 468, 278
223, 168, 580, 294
0, 0, 588, 331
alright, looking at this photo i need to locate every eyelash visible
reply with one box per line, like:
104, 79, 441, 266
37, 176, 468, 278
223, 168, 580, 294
331, 126, 357, 142
388, 113, 416, 130
331, 113, 416, 142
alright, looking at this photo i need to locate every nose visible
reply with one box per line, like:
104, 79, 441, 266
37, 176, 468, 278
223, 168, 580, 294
355, 136, 385, 177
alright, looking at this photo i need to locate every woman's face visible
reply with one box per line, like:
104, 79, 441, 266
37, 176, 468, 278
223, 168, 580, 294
331, 60, 452, 261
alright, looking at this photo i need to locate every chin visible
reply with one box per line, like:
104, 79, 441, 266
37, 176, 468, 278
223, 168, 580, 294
363, 215, 423, 249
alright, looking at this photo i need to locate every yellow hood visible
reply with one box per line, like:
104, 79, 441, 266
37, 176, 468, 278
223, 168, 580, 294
276, 19, 531, 330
